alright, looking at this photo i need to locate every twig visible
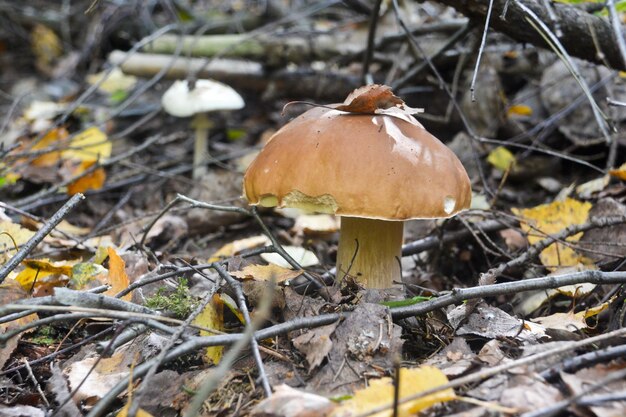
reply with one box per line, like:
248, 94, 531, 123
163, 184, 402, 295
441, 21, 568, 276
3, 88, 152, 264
361, 0, 383, 85
521, 367, 626, 417
540, 344, 626, 381
606, 0, 626, 70
214, 263, 272, 397
0, 193, 84, 284
469, 0, 495, 101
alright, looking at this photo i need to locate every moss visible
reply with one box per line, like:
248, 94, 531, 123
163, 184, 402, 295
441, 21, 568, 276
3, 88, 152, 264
145, 278, 198, 318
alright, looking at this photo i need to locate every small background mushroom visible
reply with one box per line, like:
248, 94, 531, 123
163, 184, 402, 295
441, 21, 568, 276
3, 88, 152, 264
161, 79, 244, 179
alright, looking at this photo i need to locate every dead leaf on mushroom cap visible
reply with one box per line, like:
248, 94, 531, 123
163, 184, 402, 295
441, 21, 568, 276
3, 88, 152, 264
336, 84, 423, 116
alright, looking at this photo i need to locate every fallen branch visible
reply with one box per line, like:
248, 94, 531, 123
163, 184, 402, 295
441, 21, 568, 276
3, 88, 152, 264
0, 193, 84, 283
433, 0, 626, 71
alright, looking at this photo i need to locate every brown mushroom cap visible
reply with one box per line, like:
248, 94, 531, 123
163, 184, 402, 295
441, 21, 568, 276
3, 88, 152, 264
243, 104, 471, 220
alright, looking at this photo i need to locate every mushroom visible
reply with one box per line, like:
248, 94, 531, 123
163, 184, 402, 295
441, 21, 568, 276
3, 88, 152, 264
243, 85, 471, 288
161, 79, 244, 179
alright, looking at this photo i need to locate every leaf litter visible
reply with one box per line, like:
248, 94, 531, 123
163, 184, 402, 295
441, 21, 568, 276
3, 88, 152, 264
1, 3, 626, 417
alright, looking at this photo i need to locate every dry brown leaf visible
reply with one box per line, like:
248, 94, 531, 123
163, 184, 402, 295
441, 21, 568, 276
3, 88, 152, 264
231, 264, 303, 282
336, 85, 404, 114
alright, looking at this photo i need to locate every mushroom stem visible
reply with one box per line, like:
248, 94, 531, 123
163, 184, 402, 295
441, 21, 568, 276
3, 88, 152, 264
191, 113, 213, 180
336, 217, 403, 288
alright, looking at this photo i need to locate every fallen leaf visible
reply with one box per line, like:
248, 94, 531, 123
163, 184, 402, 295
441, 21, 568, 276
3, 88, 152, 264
251, 384, 335, 417
115, 404, 155, 417
193, 294, 224, 365
23, 100, 66, 122
576, 175, 610, 198
87, 68, 137, 95
332, 366, 456, 417
0, 220, 35, 264
292, 323, 338, 371
105, 247, 131, 301
30, 127, 69, 167
507, 104, 533, 117
531, 297, 613, 331
67, 161, 106, 194
208, 235, 270, 262
231, 264, 303, 282
609, 162, 626, 180
63, 126, 112, 162
336, 85, 404, 114
15, 259, 73, 291
70, 262, 107, 289
260, 246, 319, 269
487, 146, 516, 171
512, 198, 594, 270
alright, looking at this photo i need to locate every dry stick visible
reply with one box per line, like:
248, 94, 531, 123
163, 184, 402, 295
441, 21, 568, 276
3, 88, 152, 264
391, 24, 472, 90
0, 193, 84, 284
361, 0, 383, 85
392, 270, 626, 319
478, 215, 626, 286
213, 263, 272, 397
354, 327, 626, 417
469, 0, 495, 101
605, 0, 626, 70
127, 276, 223, 417
540, 344, 626, 381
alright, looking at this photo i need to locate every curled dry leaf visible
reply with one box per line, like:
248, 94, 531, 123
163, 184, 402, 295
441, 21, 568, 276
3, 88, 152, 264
335, 84, 423, 115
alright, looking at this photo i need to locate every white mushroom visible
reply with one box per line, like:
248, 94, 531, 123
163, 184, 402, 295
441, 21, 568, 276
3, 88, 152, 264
161, 79, 244, 179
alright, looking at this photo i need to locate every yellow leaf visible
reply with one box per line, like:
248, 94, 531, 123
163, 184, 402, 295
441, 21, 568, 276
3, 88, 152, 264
507, 104, 533, 117
220, 293, 245, 324
231, 264, 303, 282
512, 198, 593, 270
70, 262, 106, 289
67, 161, 106, 194
0, 221, 35, 264
87, 68, 137, 95
15, 259, 72, 291
193, 294, 224, 365
115, 404, 154, 417
487, 146, 516, 172
30, 127, 69, 167
609, 162, 626, 181
333, 366, 455, 417
105, 247, 131, 301
208, 235, 270, 262
63, 127, 112, 162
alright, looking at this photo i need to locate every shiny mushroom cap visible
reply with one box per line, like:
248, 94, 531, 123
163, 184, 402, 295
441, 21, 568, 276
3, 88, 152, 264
161, 79, 244, 117
243, 85, 471, 220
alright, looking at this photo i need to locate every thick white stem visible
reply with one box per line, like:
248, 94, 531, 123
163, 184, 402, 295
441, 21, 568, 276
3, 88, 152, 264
336, 217, 403, 288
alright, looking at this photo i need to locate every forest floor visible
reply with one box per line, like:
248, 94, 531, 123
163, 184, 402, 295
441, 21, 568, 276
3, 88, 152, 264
0, 1, 625, 417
